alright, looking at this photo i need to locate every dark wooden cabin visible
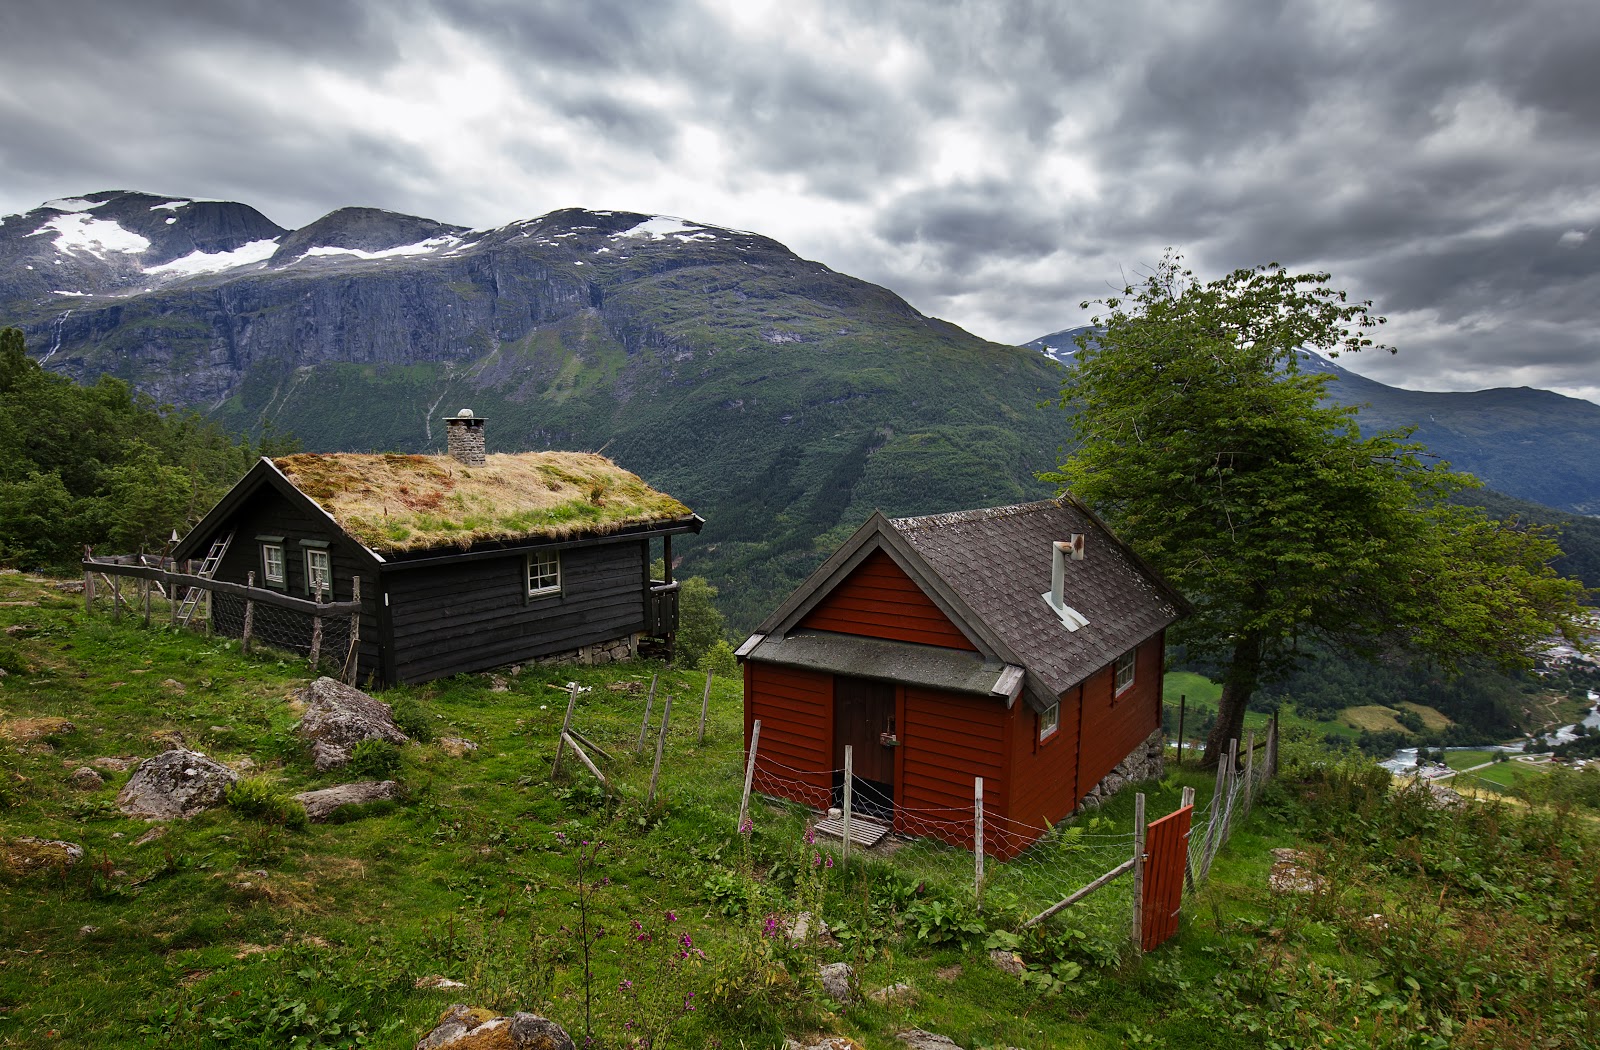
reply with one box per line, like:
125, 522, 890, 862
738, 498, 1187, 859
172, 413, 701, 686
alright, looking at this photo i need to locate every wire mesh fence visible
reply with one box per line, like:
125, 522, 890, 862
80, 556, 360, 680
542, 678, 1289, 947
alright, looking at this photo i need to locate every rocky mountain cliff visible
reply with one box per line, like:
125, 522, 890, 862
1025, 328, 1600, 516
0, 191, 1066, 628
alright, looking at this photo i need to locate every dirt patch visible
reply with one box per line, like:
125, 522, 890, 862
1395, 702, 1453, 732
0, 717, 75, 742
1340, 705, 1409, 734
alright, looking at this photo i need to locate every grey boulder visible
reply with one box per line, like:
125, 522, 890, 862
295, 677, 408, 771
116, 748, 238, 819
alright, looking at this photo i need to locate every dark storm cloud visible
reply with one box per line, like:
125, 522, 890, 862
0, 0, 1597, 397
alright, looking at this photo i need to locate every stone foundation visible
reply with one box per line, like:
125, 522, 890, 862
1073, 727, 1167, 814
532, 632, 641, 668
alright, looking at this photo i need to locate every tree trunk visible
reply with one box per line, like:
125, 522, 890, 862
1200, 631, 1265, 770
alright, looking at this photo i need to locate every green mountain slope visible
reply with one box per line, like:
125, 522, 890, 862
2, 198, 1066, 629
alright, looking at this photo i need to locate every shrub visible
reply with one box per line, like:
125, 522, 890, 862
390, 697, 434, 743
226, 777, 308, 829
697, 640, 739, 680
347, 738, 402, 778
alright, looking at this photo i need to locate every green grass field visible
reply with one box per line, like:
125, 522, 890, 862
4, 572, 1599, 1049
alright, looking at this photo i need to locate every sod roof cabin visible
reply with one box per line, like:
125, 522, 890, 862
173, 412, 702, 685
737, 498, 1187, 859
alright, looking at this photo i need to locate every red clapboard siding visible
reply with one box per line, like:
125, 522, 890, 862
1007, 685, 1082, 834
745, 661, 833, 809
1142, 803, 1193, 952
1078, 636, 1163, 792
898, 686, 1007, 850
799, 549, 977, 650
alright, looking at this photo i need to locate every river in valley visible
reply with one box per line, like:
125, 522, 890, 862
1380, 689, 1599, 773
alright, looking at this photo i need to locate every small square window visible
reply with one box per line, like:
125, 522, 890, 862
305, 548, 331, 597
527, 551, 561, 596
1039, 701, 1060, 741
261, 544, 285, 587
1114, 650, 1137, 695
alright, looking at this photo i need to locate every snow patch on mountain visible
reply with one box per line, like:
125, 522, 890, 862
145, 239, 280, 277
298, 235, 461, 262
617, 216, 718, 242
41, 198, 106, 213
150, 200, 191, 211
28, 213, 150, 256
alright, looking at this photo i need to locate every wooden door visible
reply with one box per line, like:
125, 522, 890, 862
1141, 803, 1193, 952
833, 676, 896, 811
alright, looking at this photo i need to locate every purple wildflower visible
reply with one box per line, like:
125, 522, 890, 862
665, 910, 678, 922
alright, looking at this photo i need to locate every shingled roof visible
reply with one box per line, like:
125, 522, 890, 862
745, 497, 1186, 712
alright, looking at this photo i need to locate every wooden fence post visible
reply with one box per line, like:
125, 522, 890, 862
345, 577, 361, 685
205, 582, 214, 637
974, 776, 986, 910
111, 573, 122, 623
169, 568, 181, 628
1220, 737, 1240, 845
1266, 709, 1279, 779
648, 694, 673, 805
1131, 791, 1147, 957
637, 674, 658, 752
241, 572, 255, 653
308, 582, 324, 670
1243, 729, 1256, 817
842, 745, 855, 864
1176, 694, 1186, 768
83, 547, 93, 615
738, 720, 762, 831
552, 683, 579, 778
697, 671, 712, 743
1199, 750, 1227, 882
142, 578, 151, 627
1181, 785, 1198, 894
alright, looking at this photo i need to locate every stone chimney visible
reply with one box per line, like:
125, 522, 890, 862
443, 408, 486, 466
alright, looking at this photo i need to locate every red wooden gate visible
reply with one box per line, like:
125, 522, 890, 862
1141, 803, 1193, 952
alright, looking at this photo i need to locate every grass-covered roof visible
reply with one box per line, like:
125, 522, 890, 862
272, 451, 693, 554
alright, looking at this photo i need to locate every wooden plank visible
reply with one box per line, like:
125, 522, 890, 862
1141, 803, 1192, 951
81, 561, 361, 614
813, 812, 890, 848
1023, 857, 1136, 927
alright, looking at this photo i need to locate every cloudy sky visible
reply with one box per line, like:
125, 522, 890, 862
3, 0, 1598, 401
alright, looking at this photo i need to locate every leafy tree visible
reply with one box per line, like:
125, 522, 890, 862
1045, 255, 1590, 769
697, 639, 739, 680
675, 575, 729, 668
0, 327, 262, 567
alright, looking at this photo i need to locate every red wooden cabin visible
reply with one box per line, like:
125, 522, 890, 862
738, 498, 1187, 860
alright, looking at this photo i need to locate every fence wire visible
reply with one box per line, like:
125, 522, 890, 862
83, 568, 356, 679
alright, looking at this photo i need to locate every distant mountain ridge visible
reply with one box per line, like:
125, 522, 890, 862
1024, 327, 1600, 516
0, 191, 1065, 628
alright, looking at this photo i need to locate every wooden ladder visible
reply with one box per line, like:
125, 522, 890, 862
176, 531, 233, 625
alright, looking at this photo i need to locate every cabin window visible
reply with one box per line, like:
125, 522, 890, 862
1039, 701, 1060, 741
1114, 649, 1137, 695
304, 548, 331, 598
527, 551, 561, 597
259, 542, 286, 588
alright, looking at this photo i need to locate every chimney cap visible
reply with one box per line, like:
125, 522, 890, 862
443, 408, 485, 421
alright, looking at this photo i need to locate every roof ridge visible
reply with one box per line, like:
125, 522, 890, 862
890, 498, 1064, 531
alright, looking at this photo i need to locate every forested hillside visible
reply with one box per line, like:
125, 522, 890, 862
0, 327, 274, 568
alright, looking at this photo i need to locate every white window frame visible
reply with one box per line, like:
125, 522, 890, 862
260, 543, 286, 588
1114, 649, 1137, 695
304, 547, 331, 598
1039, 701, 1060, 742
527, 550, 561, 597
